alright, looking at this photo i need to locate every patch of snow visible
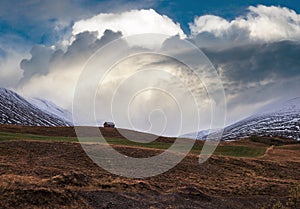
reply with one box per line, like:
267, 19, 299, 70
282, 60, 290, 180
27, 98, 73, 124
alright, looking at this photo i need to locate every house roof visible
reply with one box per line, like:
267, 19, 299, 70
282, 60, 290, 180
104, 122, 115, 125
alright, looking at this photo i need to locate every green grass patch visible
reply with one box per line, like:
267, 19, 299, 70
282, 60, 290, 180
100, 139, 266, 157
189, 144, 266, 157
249, 136, 296, 146
0, 132, 77, 142
213, 146, 266, 157
0, 132, 266, 157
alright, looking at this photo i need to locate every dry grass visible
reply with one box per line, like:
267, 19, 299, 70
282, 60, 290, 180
0, 125, 299, 208
0, 139, 299, 208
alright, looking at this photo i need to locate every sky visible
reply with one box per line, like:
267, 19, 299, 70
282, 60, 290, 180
0, 0, 300, 136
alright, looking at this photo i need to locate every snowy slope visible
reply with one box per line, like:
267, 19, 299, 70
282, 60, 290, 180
180, 129, 214, 140
0, 88, 71, 126
28, 98, 73, 124
222, 97, 300, 140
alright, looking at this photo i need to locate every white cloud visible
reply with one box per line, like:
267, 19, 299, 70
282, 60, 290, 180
189, 5, 300, 44
189, 15, 231, 36
17, 30, 122, 110
72, 9, 186, 39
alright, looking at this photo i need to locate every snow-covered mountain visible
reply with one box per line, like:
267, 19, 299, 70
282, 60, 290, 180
181, 129, 214, 140
27, 98, 73, 124
0, 88, 72, 126
222, 97, 300, 141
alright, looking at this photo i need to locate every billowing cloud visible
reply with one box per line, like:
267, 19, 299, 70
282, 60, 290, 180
19, 30, 123, 81
72, 9, 186, 39
18, 30, 123, 109
18, 8, 187, 111
189, 5, 300, 47
20, 45, 55, 84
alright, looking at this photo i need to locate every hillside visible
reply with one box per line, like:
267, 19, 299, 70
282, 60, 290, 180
27, 97, 73, 124
0, 132, 299, 208
0, 88, 71, 126
222, 97, 300, 140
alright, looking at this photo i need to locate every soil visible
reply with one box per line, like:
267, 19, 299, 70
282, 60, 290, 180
0, 125, 299, 209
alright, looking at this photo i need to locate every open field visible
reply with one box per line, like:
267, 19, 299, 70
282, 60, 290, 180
0, 125, 299, 208
0, 125, 272, 158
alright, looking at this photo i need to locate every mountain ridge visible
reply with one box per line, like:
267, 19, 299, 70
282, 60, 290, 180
27, 97, 73, 124
0, 88, 71, 126
222, 97, 300, 140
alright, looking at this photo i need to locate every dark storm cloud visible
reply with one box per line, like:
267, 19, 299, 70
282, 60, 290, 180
199, 40, 300, 118
20, 45, 54, 83
19, 30, 122, 84
204, 41, 300, 86
64, 31, 99, 58
65, 30, 122, 59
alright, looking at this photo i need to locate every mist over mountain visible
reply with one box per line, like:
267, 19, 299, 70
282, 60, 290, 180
183, 97, 300, 141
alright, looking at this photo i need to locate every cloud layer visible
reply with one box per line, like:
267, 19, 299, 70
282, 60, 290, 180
186, 5, 300, 121
17, 30, 122, 108
189, 5, 300, 47
72, 9, 186, 39
203, 41, 300, 122
1, 5, 299, 130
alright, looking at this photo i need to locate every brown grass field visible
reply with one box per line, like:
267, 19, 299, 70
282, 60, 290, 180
0, 125, 299, 209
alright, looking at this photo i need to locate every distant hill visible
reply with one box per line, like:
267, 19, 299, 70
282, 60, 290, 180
185, 97, 300, 141
222, 97, 300, 140
0, 88, 71, 126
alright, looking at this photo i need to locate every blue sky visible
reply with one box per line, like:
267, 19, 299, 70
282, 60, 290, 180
155, 0, 300, 33
1, 0, 300, 47
1, 0, 300, 132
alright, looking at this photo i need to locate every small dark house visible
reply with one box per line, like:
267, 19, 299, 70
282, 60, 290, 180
103, 122, 115, 128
